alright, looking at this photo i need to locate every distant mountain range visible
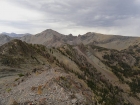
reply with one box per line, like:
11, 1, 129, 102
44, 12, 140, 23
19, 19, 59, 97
0, 29, 140, 50
1, 32, 31, 37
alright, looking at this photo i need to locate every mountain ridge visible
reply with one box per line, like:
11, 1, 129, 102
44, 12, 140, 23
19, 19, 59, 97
1, 29, 140, 50
0, 39, 140, 104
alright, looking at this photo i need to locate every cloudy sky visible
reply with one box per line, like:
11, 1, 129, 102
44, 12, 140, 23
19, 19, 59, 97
0, 0, 140, 36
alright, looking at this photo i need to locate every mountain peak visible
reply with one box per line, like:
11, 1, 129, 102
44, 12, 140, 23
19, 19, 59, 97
42, 29, 57, 33
37, 29, 62, 37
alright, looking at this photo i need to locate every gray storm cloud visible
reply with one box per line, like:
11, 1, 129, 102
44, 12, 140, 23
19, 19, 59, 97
0, 0, 140, 36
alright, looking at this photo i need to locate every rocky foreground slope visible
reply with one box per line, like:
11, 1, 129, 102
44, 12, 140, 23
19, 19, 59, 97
0, 39, 140, 105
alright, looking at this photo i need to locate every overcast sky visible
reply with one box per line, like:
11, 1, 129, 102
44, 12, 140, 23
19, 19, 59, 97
0, 0, 140, 36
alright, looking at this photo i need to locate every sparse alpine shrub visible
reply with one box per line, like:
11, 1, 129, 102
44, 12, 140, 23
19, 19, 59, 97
18, 73, 24, 77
